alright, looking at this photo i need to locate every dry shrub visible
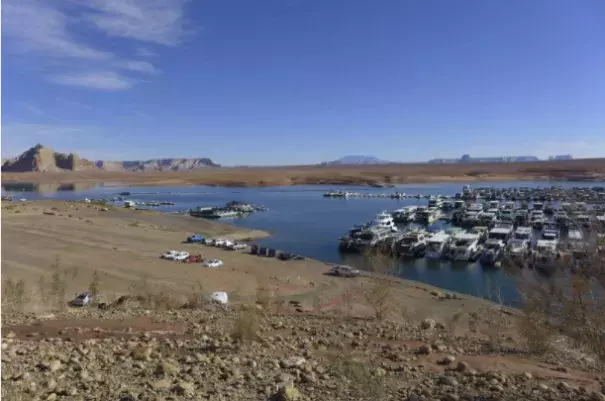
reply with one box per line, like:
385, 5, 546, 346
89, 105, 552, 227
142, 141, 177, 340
512, 220, 605, 364
184, 280, 209, 308
127, 274, 182, 310
1, 279, 28, 312
328, 351, 387, 400
443, 311, 464, 343
255, 285, 274, 311
88, 270, 101, 301
49, 255, 76, 311
360, 250, 398, 321
480, 285, 512, 352
232, 304, 259, 343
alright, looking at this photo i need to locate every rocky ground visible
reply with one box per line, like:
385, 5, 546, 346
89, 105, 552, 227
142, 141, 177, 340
3, 200, 605, 400
2, 302, 604, 401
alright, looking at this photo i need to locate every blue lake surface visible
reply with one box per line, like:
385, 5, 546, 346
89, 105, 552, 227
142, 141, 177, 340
4, 180, 603, 305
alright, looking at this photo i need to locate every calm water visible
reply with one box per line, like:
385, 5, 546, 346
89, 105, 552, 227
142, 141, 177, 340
4, 180, 603, 305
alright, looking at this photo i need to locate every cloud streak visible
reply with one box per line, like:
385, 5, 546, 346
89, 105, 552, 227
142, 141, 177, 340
2, 0, 189, 90
82, 0, 190, 45
49, 72, 136, 91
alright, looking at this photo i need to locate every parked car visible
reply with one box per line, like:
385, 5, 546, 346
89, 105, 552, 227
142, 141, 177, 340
208, 238, 226, 247
210, 291, 229, 305
184, 254, 204, 263
173, 251, 190, 261
329, 265, 360, 277
222, 239, 234, 248
205, 259, 224, 268
229, 242, 247, 250
186, 234, 206, 244
71, 292, 101, 307
161, 250, 179, 260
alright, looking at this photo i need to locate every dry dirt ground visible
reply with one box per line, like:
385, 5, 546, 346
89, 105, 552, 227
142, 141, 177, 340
2, 200, 605, 401
3, 158, 605, 188
2, 200, 496, 319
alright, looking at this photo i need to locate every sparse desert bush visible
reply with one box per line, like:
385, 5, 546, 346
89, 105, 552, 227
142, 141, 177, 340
1, 279, 28, 312
328, 351, 387, 400
510, 220, 605, 364
184, 280, 209, 308
127, 274, 182, 310
360, 250, 398, 321
232, 304, 259, 343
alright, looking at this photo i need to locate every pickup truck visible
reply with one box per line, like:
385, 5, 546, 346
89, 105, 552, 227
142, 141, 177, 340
186, 234, 206, 244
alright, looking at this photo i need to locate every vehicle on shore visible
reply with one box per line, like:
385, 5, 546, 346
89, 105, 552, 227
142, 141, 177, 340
161, 250, 180, 260
186, 234, 206, 243
205, 259, 224, 268
329, 265, 361, 277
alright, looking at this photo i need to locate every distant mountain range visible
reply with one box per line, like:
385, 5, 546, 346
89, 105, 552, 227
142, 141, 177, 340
1, 145, 220, 172
322, 155, 394, 165
426, 154, 573, 164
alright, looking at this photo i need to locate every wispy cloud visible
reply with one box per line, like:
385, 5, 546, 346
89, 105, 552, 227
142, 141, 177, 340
82, 0, 190, 45
136, 47, 157, 57
17, 102, 62, 122
49, 72, 136, 91
54, 97, 94, 111
117, 60, 162, 75
2, 0, 190, 90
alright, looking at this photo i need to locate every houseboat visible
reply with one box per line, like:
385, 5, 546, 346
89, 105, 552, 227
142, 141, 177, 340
425, 231, 452, 260
449, 232, 482, 261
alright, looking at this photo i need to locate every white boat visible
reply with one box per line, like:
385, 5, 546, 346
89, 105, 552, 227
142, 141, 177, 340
506, 239, 530, 259
533, 239, 559, 274
488, 200, 500, 209
488, 223, 514, 242
498, 209, 514, 223
540, 226, 559, 242
427, 197, 444, 209
530, 210, 545, 229
462, 211, 480, 226
509, 226, 532, 246
414, 206, 428, 223
369, 211, 398, 232
478, 211, 497, 226
417, 207, 442, 224
392, 206, 417, 223
467, 203, 484, 212
425, 231, 452, 260
397, 230, 429, 257
449, 232, 481, 261
480, 238, 505, 266
565, 229, 585, 256
575, 214, 591, 228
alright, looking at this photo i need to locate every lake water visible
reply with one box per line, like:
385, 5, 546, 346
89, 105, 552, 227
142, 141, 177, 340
4, 180, 603, 305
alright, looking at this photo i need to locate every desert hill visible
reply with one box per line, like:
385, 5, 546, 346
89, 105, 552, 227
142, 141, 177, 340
1, 145, 220, 172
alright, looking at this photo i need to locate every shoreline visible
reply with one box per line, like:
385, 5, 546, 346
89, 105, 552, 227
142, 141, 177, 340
2, 174, 603, 190
2, 199, 500, 311
2, 159, 604, 189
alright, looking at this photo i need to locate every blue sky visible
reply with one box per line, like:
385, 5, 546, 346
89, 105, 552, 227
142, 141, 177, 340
2, 0, 605, 165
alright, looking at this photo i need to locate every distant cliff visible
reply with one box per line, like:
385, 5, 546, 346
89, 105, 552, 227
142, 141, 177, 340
1, 144, 95, 172
322, 155, 393, 165
428, 154, 541, 164
1, 145, 220, 172
96, 158, 219, 171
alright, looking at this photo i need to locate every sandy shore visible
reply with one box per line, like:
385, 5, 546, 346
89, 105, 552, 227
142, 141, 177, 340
2, 200, 500, 322
2, 158, 604, 188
